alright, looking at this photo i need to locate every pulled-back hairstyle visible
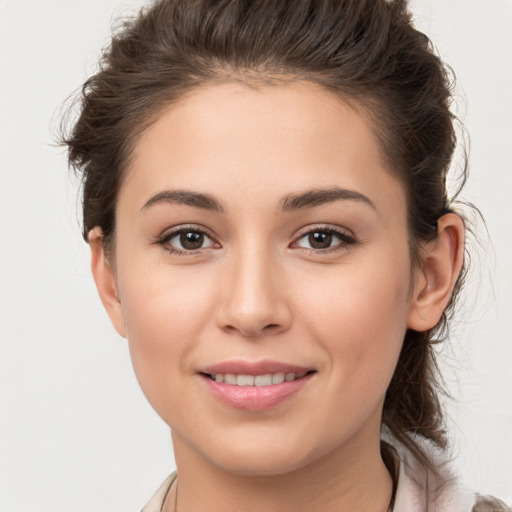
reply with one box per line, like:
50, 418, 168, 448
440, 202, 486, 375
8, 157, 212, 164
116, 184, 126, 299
63, 0, 467, 471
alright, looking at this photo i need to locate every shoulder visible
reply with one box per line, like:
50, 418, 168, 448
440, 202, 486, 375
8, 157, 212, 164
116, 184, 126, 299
384, 436, 511, 512
140, 472, 177, 512
473, 495, 512, 512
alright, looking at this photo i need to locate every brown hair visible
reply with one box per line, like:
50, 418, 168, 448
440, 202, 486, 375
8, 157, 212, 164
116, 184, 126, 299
63, 0, 468, 471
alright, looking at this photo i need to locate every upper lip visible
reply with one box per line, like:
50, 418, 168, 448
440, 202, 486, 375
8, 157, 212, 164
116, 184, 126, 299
198, 360, 314, 376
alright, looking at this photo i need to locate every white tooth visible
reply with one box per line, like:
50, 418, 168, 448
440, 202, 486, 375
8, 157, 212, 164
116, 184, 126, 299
237, 375, 255, 386
214, 374, 224, 383
285, 373, 296, 382
254, 374, 272, 386
296, 371, 307, 378
272, 372, 285, 384
224, 374, 237, 385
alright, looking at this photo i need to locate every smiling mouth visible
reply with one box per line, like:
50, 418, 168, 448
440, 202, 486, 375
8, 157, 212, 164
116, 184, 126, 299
201, 371, 315, 386
199, 365, 316, 410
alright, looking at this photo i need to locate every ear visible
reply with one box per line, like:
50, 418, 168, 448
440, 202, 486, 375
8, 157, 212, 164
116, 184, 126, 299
89, 228, 127, 338
407, 213, 465, 331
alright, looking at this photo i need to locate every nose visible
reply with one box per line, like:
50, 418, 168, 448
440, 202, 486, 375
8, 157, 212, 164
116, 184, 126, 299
216, 244, 292, 338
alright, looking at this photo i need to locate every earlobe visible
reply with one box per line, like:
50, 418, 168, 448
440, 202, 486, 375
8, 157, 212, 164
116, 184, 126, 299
407, 213, 465, 332
89, 228, 127, 338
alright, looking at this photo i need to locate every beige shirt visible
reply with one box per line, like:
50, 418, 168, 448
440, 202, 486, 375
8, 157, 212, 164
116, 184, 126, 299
141, 472, 176, 512
140, 444, 510, 512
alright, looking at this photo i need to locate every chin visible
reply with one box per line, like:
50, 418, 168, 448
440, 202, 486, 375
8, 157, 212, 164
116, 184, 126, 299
188, 427, 335, 478
213, 451, 314, 477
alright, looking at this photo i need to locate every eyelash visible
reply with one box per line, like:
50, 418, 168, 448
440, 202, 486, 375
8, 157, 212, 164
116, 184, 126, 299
154, 226, 219, 256
292, 226, 357, 253
154, 225, 357, 256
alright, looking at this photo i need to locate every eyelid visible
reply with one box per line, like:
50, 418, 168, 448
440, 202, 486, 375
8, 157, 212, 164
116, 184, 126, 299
290, 224, 357, 251
154, 224, 221, 253
293, 223, 355, 240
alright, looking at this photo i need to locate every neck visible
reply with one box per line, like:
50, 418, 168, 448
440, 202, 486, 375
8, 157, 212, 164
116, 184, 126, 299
166, 429, 393, 512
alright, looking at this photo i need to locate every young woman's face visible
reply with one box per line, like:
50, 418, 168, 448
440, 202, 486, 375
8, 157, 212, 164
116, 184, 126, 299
105, 82, 423, 475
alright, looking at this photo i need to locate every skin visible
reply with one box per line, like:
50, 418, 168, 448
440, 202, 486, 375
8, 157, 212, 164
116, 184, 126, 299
89, 82, 464, 512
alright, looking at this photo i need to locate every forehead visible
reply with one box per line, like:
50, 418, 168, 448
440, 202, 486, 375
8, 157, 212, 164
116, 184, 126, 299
121, 81, 405, 217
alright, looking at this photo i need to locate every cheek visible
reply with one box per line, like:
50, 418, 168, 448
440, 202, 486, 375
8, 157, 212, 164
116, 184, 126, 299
115, 259, 217, 388
295, 250, 411, 392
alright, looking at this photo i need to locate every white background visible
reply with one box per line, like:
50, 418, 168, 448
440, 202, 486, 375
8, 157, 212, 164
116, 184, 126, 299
0, 1, 510, 511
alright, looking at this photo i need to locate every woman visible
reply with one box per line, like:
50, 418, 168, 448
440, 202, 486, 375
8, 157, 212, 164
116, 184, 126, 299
62, 0, 510, 511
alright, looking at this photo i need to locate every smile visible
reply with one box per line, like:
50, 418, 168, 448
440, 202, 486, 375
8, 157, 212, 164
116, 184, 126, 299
205, 372, 309, 386
198, 362, 316, 411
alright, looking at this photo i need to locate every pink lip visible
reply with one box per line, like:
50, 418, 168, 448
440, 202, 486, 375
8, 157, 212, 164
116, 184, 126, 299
199, 360, 312, 376
198, 360, 315, 411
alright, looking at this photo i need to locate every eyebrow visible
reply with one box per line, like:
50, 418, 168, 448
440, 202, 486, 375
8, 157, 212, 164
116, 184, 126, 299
280, 187, 376, 212
140, 186, 375, 214
141, 190, 225, 212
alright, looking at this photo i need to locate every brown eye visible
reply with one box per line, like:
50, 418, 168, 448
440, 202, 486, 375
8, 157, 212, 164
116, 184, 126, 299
163, 228, 217, 253
180, 231, 204, 250
294, 228, 356, 251
308, 231, 332, 249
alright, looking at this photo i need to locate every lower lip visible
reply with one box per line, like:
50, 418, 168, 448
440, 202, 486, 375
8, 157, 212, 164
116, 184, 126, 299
201, 374, 313, 411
